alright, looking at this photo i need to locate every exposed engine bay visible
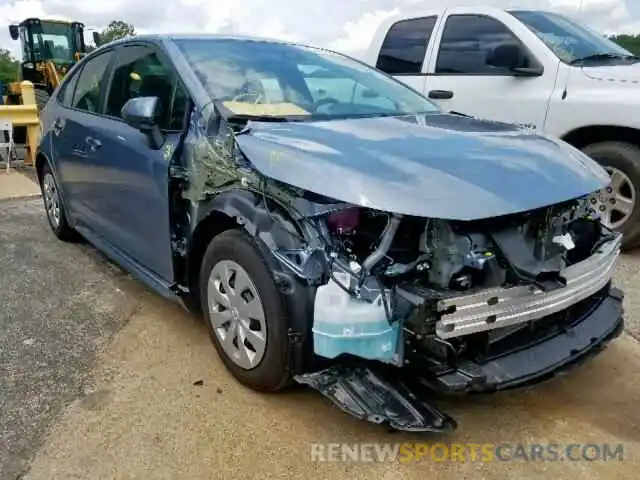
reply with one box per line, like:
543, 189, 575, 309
294, 194, 621, 370
326, 196, 599, 293
180, 99, 624, 432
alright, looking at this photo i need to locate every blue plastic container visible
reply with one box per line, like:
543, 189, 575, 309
312, 274, 401, 363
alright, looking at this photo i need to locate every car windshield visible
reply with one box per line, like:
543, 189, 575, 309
510, 10, 635, 65
173, 38, 440, 121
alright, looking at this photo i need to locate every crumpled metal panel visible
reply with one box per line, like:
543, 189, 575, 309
180, 103, 252, 204
235, 113, 610, 220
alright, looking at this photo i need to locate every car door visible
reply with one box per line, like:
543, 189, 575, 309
50, 48, 116, 220
373, 15, 440, 94
423, 12, 558, 130
72, 43, 190, 282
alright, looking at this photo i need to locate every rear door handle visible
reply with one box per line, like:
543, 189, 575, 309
428, 90, 454, 100
52, 118, 65, 136
85, 136, 102, 152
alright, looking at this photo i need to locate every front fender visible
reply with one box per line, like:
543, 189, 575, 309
192, 187, 307, 252
192, 187, 318, 375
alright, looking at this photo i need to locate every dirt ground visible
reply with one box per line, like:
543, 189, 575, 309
1, 172, 639, 479
23, 299, 640, 480
0, 170, 41, 201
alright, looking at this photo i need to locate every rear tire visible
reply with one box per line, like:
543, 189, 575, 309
39, 163, 77, 241
199, 229, 294, 391
582, 141, 640, 250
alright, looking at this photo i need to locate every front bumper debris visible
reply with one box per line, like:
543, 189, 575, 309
296, 286, 624, 433
294, 366, 457, 433
436, 233, 621, 339
425, 286, 624, 394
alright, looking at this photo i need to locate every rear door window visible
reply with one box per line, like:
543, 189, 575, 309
57, 67, 81, 106
376, 16, 437, 74
71, 50, 114, 113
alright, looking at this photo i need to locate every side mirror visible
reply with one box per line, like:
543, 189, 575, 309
511, 66, 544, 77
121, 96, 164, 149
9, 25, 19, 41
92, 32, 101, 46
361, 89, 379, 99
486, 44, 523, 69
122, 96, 159, 128
486, 44, 544, 77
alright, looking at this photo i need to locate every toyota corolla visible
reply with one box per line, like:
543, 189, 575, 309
36, 34, 624, 432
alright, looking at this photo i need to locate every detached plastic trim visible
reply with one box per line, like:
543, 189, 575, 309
294, 366, 457, 433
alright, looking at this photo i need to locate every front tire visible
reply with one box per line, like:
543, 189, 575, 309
39, 163, 77, 241
199, 229, 293, 391
582, 141, 640, 249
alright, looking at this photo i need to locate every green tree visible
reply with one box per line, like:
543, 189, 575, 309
0, 48, 19, 84
609, 34, 640, 55
100, 20, 136, 44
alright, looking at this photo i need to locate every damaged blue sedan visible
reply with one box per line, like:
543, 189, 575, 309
36, 34, 624, 432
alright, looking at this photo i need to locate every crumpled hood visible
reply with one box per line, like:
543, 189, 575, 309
582, 63, 640, 84
235, 113, 609, 220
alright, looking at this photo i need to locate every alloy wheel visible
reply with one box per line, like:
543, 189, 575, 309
591, 167, 636, 230
42, 172, 61, 229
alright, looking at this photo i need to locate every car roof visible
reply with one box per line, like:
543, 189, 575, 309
104, 33, 307, 49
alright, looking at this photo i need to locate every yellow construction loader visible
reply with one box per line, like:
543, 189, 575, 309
6, 17, 96, 109
2, 18, 100, 156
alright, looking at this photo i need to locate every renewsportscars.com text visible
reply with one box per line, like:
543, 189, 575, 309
310, 442, 625, 463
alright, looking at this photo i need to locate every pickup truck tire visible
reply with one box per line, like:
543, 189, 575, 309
199, 229, 293, 392
582, 141, 640, 249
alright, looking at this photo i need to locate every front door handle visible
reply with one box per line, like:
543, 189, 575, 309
428, 90, 454, 100
85, 136, 102, 152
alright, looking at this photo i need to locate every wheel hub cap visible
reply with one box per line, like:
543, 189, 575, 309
590, 167, 636, 230
43, 173, 60, 228
206, 260, 267, 370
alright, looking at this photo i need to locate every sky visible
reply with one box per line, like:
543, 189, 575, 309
1, 0, 640, 59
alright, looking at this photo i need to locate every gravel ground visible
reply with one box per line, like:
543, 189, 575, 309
0, 197, 142, 479
612, 251, 640, 339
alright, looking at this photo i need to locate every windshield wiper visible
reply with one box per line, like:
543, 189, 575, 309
570, 53, 640, 65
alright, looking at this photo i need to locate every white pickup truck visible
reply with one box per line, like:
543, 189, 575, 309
362, 6, 640, 249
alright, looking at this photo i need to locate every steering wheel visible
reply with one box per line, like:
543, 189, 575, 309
312, 97, 340, 112
231, 91, 265, 104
